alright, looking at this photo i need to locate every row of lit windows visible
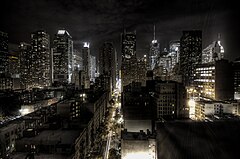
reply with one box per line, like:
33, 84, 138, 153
195, 79, 215, 82
196, 67, 215, 71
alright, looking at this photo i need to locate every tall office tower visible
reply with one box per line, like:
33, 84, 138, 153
81, 42, 90, 88
53, 30, 73, 85
152, 49, 169, 80
31, 30, 51, 88
73, 49, 82, 71
8, 44, 20, 77
89, 55, 96, 82
71, 49, 82, 85
148, 25, 160, 70
121, 30, 137, 88
154, 54, 172, 80
19, 42, 32, 89
136, 55, 147, 86
0, 31, 8, 73
99, 42, 117, 91
81, 42, 90, 74
168, 40, 180, 71
180, 30, 202, 86
202, 34, 224, 64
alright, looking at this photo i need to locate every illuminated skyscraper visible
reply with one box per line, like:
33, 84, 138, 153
148, 25, 160, 70
0, 31, 8, 73
79, 42, 91, 89
121, 30, 137, 88
8, 44, 20, 77
89, 55, 96, 82
73, 49, 82, 71
53, 30, 73, 85
71, 49, 82, 85
121, 30, 136, 60
81, 42, 90, 75
168, 40, 180, 71
136, 55, 147, 85
202, 34, 224, 64
19, 42, 32, 89
99, 42, 117, 90
154, 53, 172, 80
180, 30, 202, 86
31, 30, 51, 88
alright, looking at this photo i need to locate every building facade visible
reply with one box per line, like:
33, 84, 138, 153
195, 100, 239, 120
180, 30, 202, 86
136, 56, 147, 86
89, 55, 96, 82
233, 58, 240, 100
99, 42, 117, 91
154, 81, 188, 120
0, 31, 8, 74
168, 40, 180, 72
194, 59, 234, 101
8, 44, 20, 77
31, 30, 51, 88
53, 30, 73, 85
202, 35, 224, 64
19, 42, 33, 89
81, 42, 90, 89
122, 82, 153, 132
121, 31, 137, 88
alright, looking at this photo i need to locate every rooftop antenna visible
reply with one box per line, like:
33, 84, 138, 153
153, 24, 156, 40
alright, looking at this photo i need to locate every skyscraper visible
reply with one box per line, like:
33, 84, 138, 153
121, 30, 137, 88
0, 31, 8, 73
169, 40, 180, 72
136, 55, 147, 86
31, 30, 51, 88
73, 49, 82, 71
71, 49, 82, 85
89, 55, 96, 82
19, 42, 32, 89
202, 34, 224, 64
81, 42, 90, 88
148, 25, 160, 70
99, 42, 117, 90
121, 30, 136, 60
180, 30, 202, 86
53, 30, 73, 85
8, 44, 20, 77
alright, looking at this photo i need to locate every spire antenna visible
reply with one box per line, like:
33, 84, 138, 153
153, 24, 156, 40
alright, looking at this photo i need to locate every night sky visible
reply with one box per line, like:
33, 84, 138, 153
1, 0, 239, 60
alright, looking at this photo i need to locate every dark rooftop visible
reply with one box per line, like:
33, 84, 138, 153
156, 121, 240, 159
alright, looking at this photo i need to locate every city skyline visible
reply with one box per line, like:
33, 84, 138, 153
1, 0, 239, 60
1, 1, 240, 159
